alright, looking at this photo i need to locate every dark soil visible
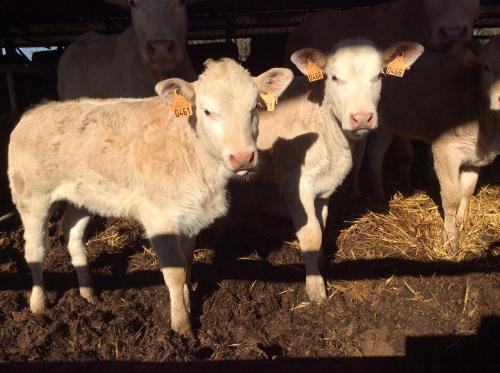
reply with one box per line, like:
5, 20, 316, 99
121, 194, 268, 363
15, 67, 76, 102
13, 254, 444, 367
0, 160, 499, 371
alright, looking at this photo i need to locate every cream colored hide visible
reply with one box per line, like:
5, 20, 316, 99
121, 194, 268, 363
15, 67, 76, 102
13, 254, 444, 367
285, 0, 480, 196
229, 40, 423, 302
58, 0, 197, 99
8, 59, 294, 336
367, 36, 500, 250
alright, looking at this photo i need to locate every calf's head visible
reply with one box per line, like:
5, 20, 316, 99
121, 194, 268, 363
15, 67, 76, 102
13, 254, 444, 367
156, 59, 293, 176
424, 0, 480, 48
291, 40, 424, 139
480, 36, 500, 112
106, 0, 189, 72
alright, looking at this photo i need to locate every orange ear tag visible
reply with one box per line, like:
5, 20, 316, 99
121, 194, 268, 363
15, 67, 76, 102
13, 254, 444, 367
385, 53, 407, 78
169, 89, 193, 118
463, 49, 478, 67
260, 90, 278, 112
307, 59, 324, 82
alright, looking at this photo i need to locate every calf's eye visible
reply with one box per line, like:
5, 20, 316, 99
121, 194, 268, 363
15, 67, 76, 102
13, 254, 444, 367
129, 0, 137, 8
204, 109, 211, 116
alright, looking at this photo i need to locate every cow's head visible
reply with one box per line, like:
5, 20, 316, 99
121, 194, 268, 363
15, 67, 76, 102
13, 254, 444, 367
106, 0, 189, 72
291, 40, 424, 139
424, 0, 480, 48
480, 36, 500, 111
155, 59, 294, 176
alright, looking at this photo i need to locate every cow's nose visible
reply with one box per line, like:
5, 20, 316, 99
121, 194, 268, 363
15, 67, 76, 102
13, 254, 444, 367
349, 112, 375, 130
439, 24, 469, 40
229, 151, 256, 173
147, 40, 177, 61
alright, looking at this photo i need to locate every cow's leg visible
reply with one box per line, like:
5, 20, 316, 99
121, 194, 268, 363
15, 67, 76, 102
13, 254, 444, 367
146, 228, 190, 336
18, 197, 51, 314
456, 166, 479, 227
63, 205, 96, 304
432, 146, 462, 250
180, 236, 195, 314
285, 185, 326, 302
367, 127, 395, 199
350, 136, 367, 198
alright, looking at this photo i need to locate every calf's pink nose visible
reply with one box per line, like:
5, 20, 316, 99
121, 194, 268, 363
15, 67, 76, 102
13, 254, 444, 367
349, 112, 374, 130
229, 151, 255, 170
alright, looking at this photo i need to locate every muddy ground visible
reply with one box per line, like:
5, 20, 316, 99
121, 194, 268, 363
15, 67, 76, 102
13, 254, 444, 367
0, 157, 499, 372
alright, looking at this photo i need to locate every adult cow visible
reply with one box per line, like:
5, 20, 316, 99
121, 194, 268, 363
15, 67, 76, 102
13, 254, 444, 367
285, 0, 481, 196
58, 0, 197, 99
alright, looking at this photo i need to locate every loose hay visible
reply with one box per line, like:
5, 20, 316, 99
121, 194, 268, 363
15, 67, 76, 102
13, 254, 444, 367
337, 186, 500, 262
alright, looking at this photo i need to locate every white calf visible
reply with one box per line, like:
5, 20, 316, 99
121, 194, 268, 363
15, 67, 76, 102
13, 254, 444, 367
9, 58, 293, 335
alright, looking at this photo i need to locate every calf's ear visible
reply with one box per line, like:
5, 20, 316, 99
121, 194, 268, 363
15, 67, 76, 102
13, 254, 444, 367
383, 42, 424, 68
254, 68, 294, 98
155, 78, 195, 104
290, 48, 327, 76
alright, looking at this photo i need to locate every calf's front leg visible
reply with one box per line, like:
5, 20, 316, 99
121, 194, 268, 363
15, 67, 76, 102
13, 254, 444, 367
432, 146, 462, 250
285, 186, 327, 302
147, 229, 191, 336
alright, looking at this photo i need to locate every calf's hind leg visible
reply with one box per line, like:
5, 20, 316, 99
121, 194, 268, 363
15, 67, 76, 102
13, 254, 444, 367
17, 197, 52, 314
63, 205, 96, 304
456, 167, 479, 227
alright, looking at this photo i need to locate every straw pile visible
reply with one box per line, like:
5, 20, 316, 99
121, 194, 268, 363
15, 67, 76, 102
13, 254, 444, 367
337, 186, 500, 262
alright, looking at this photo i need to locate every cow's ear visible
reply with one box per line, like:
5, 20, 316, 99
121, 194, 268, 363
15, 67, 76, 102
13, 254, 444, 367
155, 78, 195, 104
383, 42, 424, 68
104, 0, 129, 7
290, 48, 327, 76
254, 68, 294, 98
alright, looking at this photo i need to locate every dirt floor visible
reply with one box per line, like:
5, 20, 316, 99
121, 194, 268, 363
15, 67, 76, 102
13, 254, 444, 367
0, 158, 499, 371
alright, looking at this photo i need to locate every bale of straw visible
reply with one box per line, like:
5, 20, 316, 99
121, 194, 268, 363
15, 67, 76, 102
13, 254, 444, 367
337, 186, 500, 262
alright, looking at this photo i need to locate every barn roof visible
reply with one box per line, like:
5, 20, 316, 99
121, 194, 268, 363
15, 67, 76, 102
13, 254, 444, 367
1, 0, 500, 48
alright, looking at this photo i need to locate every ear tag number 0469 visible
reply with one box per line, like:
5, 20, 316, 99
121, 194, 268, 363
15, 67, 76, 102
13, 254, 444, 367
385, 53, 407, 78
260, 90, 278, 112
169, 89, 193, 118
307, 59, 324, 82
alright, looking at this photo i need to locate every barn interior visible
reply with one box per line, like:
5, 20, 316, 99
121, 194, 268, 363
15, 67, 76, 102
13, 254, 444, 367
1, 0, 500, 210
0, 2, 500, 367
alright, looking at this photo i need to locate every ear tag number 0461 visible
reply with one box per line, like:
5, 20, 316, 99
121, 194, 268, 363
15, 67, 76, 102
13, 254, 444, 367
260, 90, 278, 112
385, 53, 407, 78
307, 59, 324, 82
169, 89, 193, 118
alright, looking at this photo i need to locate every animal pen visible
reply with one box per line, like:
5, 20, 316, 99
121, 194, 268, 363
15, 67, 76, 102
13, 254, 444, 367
0, 0, 500, 371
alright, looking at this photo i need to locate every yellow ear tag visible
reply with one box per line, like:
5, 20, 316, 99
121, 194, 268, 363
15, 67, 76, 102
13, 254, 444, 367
169, 89, 193, 118
260, 90, 278, 112
307, 59, 324, 82
385, 53, 407, 78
